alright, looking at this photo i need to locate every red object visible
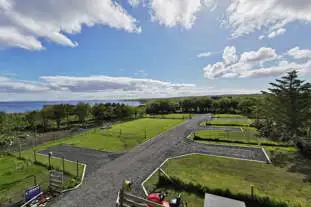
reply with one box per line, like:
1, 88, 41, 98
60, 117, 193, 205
147, 193, 170, 207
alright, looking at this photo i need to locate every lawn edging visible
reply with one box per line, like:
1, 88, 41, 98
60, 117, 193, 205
62, 163, 87, 193
261, 147, 272, 164
141, 153, 268, 197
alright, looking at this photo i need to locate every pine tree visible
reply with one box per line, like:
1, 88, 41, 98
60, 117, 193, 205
262, 70, 311, 141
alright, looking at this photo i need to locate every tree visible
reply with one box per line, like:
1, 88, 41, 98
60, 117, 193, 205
75, 102, 90, 124
262, 70, 311, 141
0, 112, 5, 133
25, 111, 39, 133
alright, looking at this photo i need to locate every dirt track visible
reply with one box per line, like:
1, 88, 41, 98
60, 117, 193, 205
51, 114, 268, 207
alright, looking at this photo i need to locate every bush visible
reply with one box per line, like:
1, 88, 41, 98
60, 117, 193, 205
297, 138, 311, 157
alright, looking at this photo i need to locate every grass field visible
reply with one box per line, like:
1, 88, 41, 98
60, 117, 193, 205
194, 128, 289, 146
201, 118, 254, 127
213, 114, 246, 118
0, 155, 49, 205
145, 154, 311, 207
28, 118, 183, 153
145, 114, 192, 119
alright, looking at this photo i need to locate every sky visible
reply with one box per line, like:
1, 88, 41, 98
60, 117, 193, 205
0, 0, 311, 101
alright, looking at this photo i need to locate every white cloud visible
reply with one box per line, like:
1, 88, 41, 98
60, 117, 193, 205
150, 0, 202, 29
0, 75, 216, 101
267, 28, 286, 39
0, 76, 49, 92
223, 46, 238, 65
128, 0, 142, 7
225, 0, 311, 38
287, 47, 311, 59
203, 46, 311, 79
240, 47, 278, 63
0, 0, 141, 50
197, 52, 212, 58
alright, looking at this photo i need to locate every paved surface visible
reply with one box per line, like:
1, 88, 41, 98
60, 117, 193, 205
195, 126, 242, 132
40, 145, 124, 175
52, 114, 268, 207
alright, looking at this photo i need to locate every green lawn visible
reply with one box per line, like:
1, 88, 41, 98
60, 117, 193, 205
194, 128, 289, 146
29, 118, 183, 153
145, 114, 192, 119
201, 118, 254, 127
213, 114, 246, 118
0, 155, 50, 205
145, 154, 311, 207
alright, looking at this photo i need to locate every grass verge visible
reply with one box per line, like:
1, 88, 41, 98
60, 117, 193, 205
144, 114, 192, 119
145, 154, 311, 207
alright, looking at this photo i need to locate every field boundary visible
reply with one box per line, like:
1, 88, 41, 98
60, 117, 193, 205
141, 152, 268, 196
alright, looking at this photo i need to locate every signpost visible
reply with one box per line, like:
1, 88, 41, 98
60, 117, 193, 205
24, 185, 42, 202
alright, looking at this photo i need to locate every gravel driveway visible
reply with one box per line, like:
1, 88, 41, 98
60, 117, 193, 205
52, 114, 268, 207
40, 145, 124, 175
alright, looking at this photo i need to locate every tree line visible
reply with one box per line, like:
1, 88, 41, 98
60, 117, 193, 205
0, 102, 141, 135
145, 95, 261, 117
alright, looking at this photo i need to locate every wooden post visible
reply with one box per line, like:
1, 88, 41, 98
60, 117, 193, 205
251, 185, 254, 199
62, 156, 65, 173
33, 175, 37, 185
76, 160, 79, 178
119, 129, 122, 138
144, 128, 147, 139
48, 152, 52, 170
119, 189, 124, 207
18, 143, 21, 159
33, 150, 37, 163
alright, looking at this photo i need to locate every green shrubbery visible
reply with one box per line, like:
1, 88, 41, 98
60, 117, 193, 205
156, 176, 294, 207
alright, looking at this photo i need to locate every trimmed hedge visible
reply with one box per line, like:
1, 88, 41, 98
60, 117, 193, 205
156, 175, 294, 207
193, 136, 293, 147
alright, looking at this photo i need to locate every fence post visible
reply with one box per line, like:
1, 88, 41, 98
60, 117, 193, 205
48, 152, 52, 170
119, 129, 122, 138
144, 128, 147, 139
33, 150, 37, 163
251, 185, 254, 199
119, 189, 124, 207
18, 143, 22, 159
33, 175, 37, 185
76, 160, 79, 178
62, 156, 65, 173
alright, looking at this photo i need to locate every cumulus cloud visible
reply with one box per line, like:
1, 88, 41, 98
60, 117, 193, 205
203, 46, 311, 79
240, 47, 278, 63
224, 0, 311, 38
287, 47, 311, 59
223, 46, 238, 65
0, 0, 141, 50
150, 0, 202, 29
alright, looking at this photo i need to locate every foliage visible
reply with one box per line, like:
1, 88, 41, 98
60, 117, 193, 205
262, 70, 311, 142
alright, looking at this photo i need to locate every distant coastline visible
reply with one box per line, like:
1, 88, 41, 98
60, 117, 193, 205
0, 100, 141, 113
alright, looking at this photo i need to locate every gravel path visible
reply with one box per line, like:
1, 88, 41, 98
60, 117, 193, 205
40, 145, 124, 175
195, 126, 242, 132
52, 114, 268, 207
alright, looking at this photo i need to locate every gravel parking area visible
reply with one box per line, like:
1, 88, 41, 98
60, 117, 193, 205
196, 126, 242, 132
40, 145, 124, 175
52, 114, 269, 207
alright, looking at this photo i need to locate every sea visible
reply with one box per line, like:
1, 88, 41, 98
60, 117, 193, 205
0, 100, 141, 113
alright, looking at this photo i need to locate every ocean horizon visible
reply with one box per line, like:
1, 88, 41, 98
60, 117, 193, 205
0, 100, 141, 113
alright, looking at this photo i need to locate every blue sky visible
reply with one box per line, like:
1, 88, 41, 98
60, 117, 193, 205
0, 0, 311, 101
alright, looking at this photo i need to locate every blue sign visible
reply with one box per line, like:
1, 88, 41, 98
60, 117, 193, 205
25, 185, 41, 202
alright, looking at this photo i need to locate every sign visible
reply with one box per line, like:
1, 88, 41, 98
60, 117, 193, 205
24, 185, 41, 202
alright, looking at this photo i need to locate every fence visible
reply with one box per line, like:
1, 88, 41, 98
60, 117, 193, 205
117, 189, 166, 207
